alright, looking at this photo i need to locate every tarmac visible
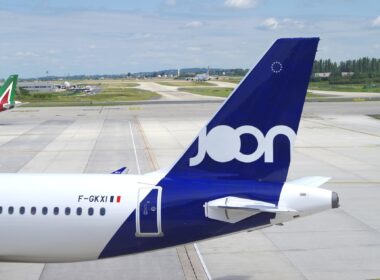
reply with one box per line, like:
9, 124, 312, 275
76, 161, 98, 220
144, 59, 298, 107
0, 100, 379, 280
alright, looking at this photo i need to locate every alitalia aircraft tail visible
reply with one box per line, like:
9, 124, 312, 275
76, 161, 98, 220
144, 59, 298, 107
165, 38, 319, 183
0, 74, 19, 112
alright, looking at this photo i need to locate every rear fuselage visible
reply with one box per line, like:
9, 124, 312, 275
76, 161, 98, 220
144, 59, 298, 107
0, 173, 283, 262
0, 172, 336, 262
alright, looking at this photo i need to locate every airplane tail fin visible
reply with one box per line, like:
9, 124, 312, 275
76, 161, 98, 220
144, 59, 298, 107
165, 38, 319, 183
0, 75, 18, 106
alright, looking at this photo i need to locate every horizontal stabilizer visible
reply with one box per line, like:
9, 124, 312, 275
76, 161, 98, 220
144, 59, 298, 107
111, 167, 128, 174
205, 196, 296, 223
3, 101, 24, 110
213, 197, 295, 213
288, 176, 331, 188
2, 103, 15, 110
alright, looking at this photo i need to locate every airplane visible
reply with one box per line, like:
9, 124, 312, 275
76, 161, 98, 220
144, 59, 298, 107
0, 75, 22, 112
193, 66, 210, 81
0, 37, 339, 263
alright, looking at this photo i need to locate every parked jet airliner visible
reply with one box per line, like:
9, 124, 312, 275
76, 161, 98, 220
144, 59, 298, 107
0, 38, 339, 263
0, 75, 22, 112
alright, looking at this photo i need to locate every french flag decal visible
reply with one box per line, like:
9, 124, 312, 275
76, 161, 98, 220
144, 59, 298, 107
110, 196, 122, 203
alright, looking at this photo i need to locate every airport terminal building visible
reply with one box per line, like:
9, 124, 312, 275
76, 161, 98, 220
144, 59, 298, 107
18, 82, 58, 93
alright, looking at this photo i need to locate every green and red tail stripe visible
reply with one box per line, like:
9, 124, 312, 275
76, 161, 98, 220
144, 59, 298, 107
0, 75, 18, 112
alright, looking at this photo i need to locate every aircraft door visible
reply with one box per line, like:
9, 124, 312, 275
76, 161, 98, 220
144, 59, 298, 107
136, 186, 163, 237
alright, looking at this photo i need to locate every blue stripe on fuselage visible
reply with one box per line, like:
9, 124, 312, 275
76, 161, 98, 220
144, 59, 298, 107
99, 178, 282, 258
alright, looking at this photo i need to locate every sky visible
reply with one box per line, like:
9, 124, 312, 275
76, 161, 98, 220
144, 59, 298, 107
0, 0, 379, 78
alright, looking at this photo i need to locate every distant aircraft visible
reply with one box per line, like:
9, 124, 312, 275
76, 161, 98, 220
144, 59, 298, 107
0, 74, 22, 112
0, 38, 339, 263
193, 66, 210, 81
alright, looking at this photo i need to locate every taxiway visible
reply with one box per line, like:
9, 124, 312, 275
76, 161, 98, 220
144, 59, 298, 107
0, 100, 379, 280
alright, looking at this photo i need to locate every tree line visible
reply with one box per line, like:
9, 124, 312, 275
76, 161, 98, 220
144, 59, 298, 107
313, 58, 380, 74
312, 57, 380, 84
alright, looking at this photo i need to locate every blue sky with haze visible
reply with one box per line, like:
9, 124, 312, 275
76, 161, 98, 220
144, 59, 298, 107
0, 0, 379, 78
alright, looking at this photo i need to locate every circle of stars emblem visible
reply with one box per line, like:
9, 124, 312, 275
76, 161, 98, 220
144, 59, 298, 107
271, 61, 283, 73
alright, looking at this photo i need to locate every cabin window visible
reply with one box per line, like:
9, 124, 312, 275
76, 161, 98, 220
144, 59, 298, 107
100, 207, 106, 216
0, 206, 108, 217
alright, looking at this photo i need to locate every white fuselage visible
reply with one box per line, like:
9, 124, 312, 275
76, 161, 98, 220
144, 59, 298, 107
0, 173, 161, 262
0, 172, 335, 263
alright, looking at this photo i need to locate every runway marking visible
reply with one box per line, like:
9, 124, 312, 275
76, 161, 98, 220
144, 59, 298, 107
129, 121, 141, 175
82, 119, 106, 174
39, 264, 47, 280
135, 117, 159, 171
177, 246, 198, 280
136, 116, 209, 279
194, 243, 212, 280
